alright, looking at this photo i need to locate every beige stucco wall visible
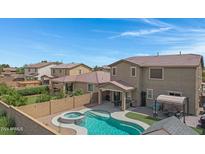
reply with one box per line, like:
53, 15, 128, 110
110, 61, 141, 106
110, 60, 202, 115
51, 65, 92, 77
142, 67, 197, 115
69, 65, 92, 76
74, 82, 98, 93
0, 101, 58, 135
51, 68, 67, 77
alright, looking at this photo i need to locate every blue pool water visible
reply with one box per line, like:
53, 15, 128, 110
77, 110, 144, 135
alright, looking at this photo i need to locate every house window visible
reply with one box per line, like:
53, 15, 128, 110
52, 69, 55, 74
130, 67, 136, 77
168, 91, 182, 97
79, 69, 82, 75
35, 68, 37, 72
28, 68, 30, 72
112, 67, 117, 76
87, 84, 94, 92
147, 89, 153, 99
59, 69, 62, 73
149, 68, 163, 80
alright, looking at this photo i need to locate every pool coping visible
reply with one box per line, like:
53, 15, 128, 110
51, 108, 149, 135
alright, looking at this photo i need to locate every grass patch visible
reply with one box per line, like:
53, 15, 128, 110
191, 127, 204, 135
125, 112, 160, 125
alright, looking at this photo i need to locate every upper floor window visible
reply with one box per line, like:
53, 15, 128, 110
168, 91, 182, 97
87, 84, 94, 92
52, 69, 55, 74
149, 68, 164, 80
130, 67, 136, 77
79, 69, 82, 75
112, 67, 117, 76
147, 89, 153, 99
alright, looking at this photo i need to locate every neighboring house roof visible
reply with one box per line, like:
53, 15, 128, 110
25, 73, 38, 77
26, 62, 56, 68
51, 63, 92, 69
2, 67, 16, 72
51, 71, 110, 84
143, 116, 198, 135
110, 54, 203, 67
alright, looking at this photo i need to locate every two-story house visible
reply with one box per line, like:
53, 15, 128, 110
98, 54, 203, 115
25, 61, 58, 80
51, 63, 92, 78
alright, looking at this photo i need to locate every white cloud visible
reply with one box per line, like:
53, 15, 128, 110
53, 53, 65, 57
110, 27, 172, 39
141, 18, 173, 28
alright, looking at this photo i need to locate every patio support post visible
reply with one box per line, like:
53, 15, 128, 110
121, 92, 126, 111
183, 103, 186, 124
98, 89, 102, 105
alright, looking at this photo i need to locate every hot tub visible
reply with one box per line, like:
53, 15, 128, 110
58, 111, 85, 124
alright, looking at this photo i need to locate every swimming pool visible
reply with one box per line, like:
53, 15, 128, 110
76, 110, 144, 135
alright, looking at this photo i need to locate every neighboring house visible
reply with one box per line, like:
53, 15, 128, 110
94, 65, 111, 72
2, 67, 17, 77
25, 61, 58, 81
98, 54, 203, 115
51, 63, 92, 78
50, 71, 110, 100
142, 116, 198, 135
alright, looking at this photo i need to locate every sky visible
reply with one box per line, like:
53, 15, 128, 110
0, 18, 205, 67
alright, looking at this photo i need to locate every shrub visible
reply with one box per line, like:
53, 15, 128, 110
17, 86, 49, 96
0, 83, 10, 96
1, 92, 27, 106
35, 94, 51, 103
72, 89, 83, 96
0, 109, 7, 117
7, 117, 15, 128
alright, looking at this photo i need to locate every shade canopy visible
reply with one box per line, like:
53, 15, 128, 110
157, 95, 187, 106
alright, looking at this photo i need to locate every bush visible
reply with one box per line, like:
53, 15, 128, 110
72, 89, 83, 96
0, 83, 10, 96
17, 86, 49, 96
0, 109, 7, 117
1, 92, 27, 106
35, 94, 51, 103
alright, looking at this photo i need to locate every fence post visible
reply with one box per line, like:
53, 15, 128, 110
49, 100, 51, 115
73, 96, 75, 108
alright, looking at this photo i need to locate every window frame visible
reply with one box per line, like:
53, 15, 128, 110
146, 89, 153, 100
112, 67, 117, 76
130, 66, 137, 77
149, 67, 164, 80
87, 83, 94, 92
168, 91, 182, 97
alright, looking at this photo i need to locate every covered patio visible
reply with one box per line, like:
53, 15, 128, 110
98, 80, 135, 111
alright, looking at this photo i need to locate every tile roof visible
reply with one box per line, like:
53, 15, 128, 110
51, 71, 110, 84
51, 63, 83, 69
2, 67, 16, 72
26, 62, 56, 68
143, 116, 198, 135
110, 54, 203, 67
106, 80, 134, 91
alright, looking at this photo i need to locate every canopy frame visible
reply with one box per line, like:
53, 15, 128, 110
154, 95, 189, 123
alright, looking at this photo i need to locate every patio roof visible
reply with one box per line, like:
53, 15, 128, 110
157, 95, 187, 106
99, 80, 134, 92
